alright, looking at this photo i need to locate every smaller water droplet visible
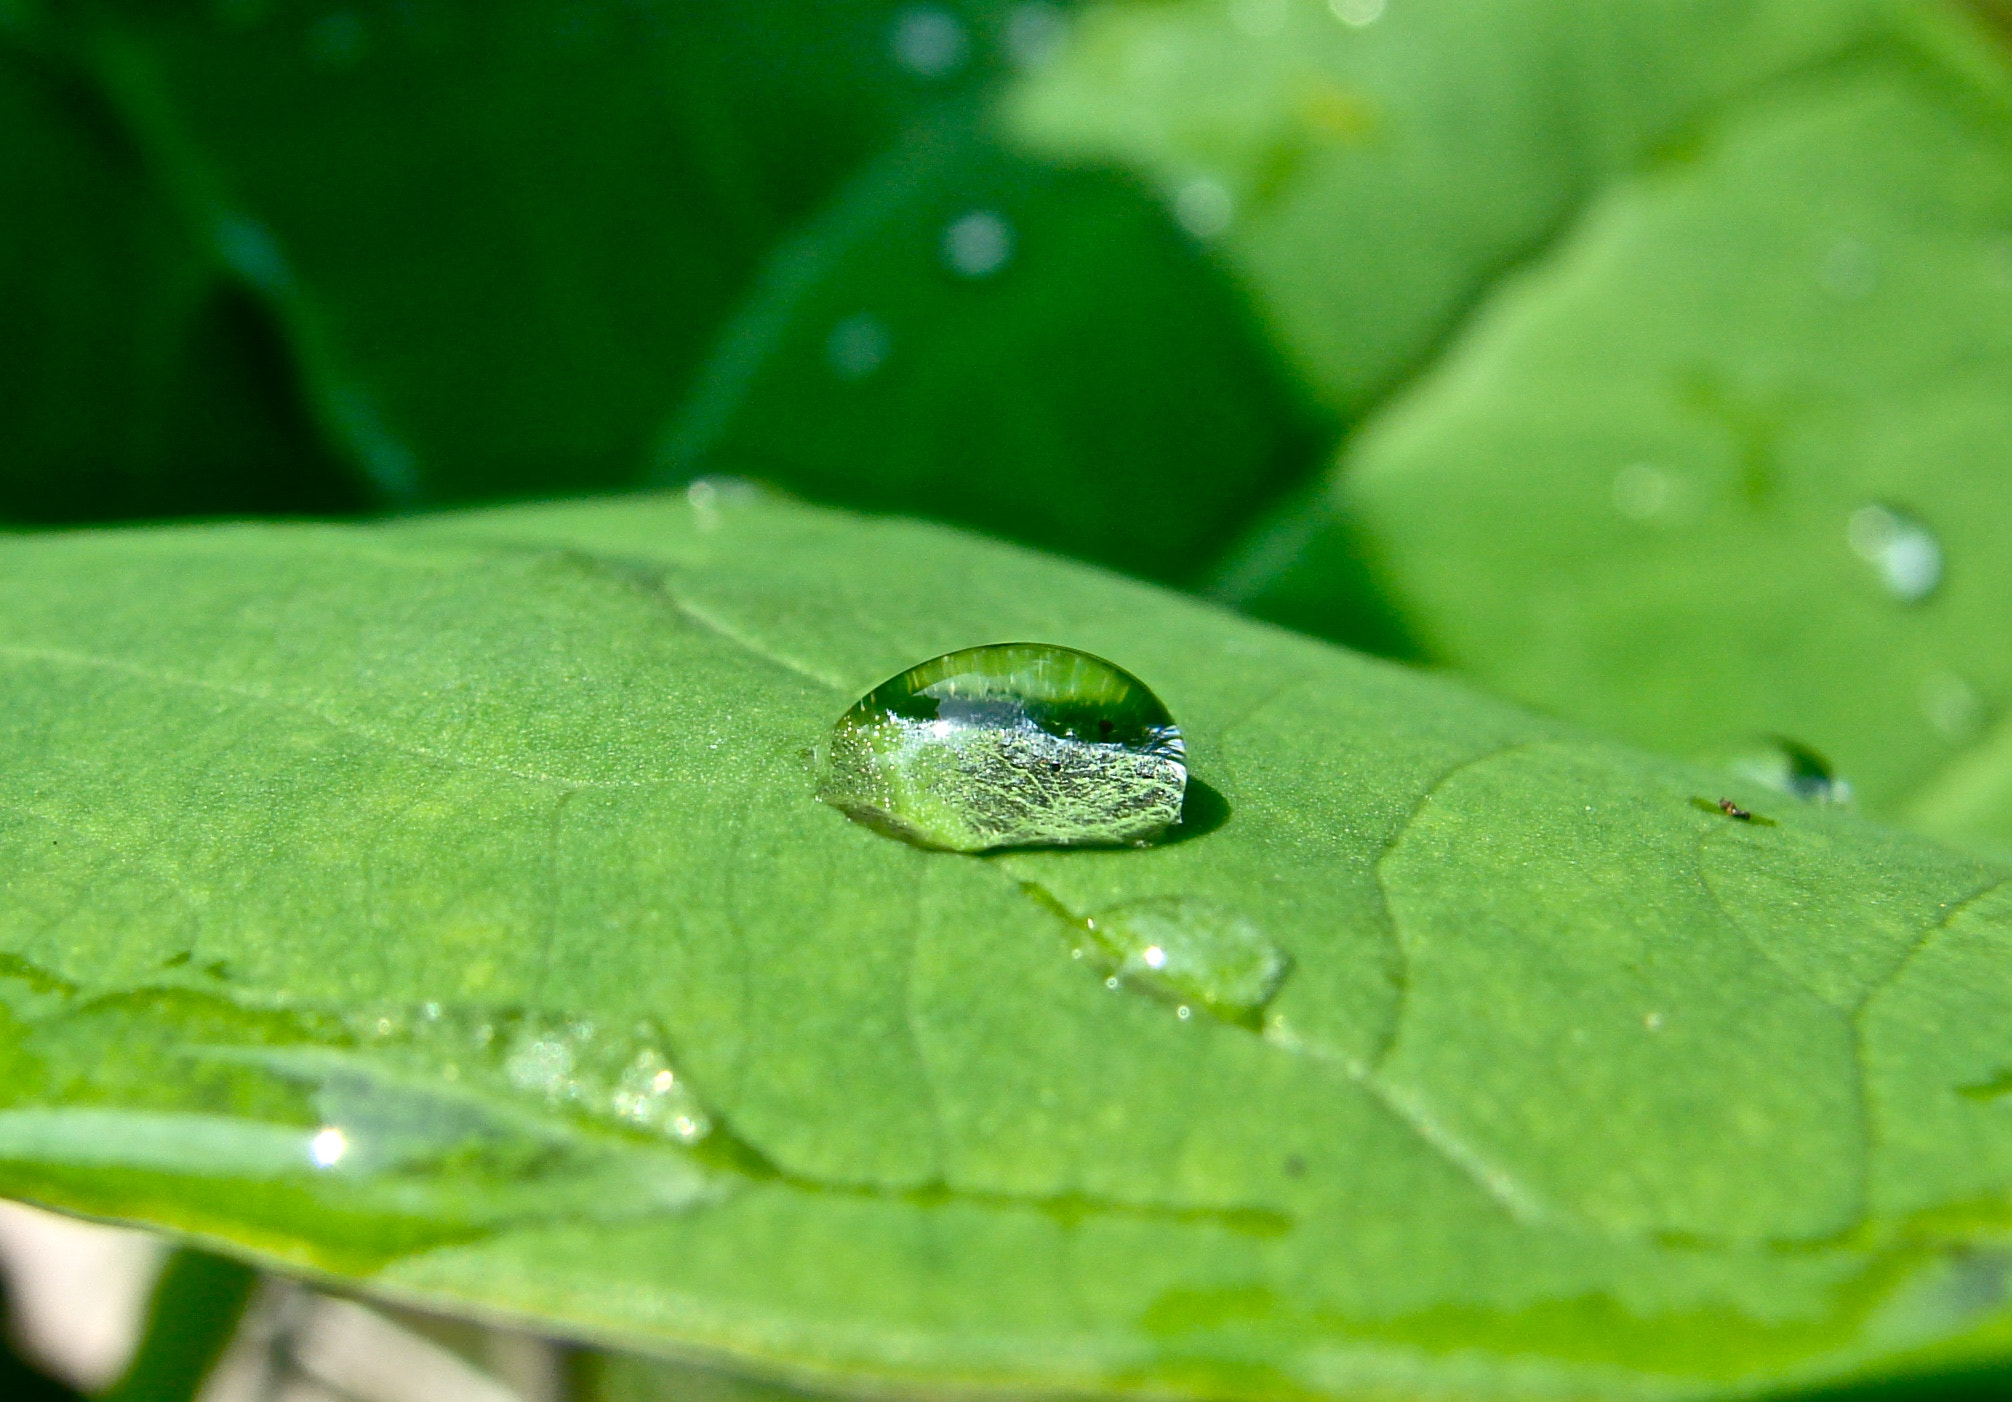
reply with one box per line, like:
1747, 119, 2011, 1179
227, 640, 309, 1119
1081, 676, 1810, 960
1006, 3, 1067, 68
1611, 462, 1674, 521
305, 10, 367, 69
892, 6, 967, 77
828, 314, 891, 380
1848, 503, 1942, 603
1229, 0, 1288, 36
1328, 0, 1385, 24
1174, 178, 1234, 239
1644, 1012, 1664, 1032
820, 643, 1187, 852
1922, 670, 1987, 742
943, 210, 1014, 278
1085, 897, 1289, 1026
1176, 1005, 1193, 1020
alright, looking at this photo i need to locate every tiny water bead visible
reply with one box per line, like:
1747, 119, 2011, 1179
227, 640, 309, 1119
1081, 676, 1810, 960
1848, 503, 1942, 604
819, 643, 1187, 852
346, 1004, 711, 1146
1083, 897, 1289, 1026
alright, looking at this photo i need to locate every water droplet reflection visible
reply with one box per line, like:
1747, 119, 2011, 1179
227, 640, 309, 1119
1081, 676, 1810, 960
1329, 0, 1386, 25
828, 314, 891, 380
1922, 670, 1987, 742
820, 643, 1186, 852
1611, 462, 1674, 521
1006, 3, 1067, 68
308, 1125, 348, 1169
1174, 178, 1234, 239
1848, 503, 1942, 603
892, 6, 968, 77
943, 210, 1014, 278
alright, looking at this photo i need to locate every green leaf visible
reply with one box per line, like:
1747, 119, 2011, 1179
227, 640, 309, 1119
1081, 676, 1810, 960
1222, 26, 2012, 844
76, 0, 1023, 505
1012, 0, 1888, 418
6, 492, 2012, 1398
653, 109, 1318, 585
0, 34, 355, 524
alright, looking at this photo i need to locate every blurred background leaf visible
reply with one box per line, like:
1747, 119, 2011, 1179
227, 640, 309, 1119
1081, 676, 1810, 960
1193, 7, 2012, 856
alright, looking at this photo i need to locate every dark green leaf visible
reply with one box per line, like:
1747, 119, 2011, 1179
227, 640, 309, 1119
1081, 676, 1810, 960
4, 493, 2012, 1398
75, 0, 1042, 506
0, 35, 354, 524
655, 109, 1318, 585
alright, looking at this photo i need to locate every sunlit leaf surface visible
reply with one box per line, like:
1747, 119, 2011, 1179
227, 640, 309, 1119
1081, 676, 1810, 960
2, 494, 2012, 1399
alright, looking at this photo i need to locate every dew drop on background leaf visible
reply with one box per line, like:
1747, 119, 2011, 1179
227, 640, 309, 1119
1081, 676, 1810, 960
942, 209, 1014, 278
891, 6, 968, 79
1083, 896, 1289, 1026
1727, 736, 1852, 804
819, 643, 1187, 852
1847, 503, 1943, 604
827, 313, 891, 379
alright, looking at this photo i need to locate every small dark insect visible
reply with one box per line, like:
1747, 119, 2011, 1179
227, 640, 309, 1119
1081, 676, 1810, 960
1718, 797, 1752, 821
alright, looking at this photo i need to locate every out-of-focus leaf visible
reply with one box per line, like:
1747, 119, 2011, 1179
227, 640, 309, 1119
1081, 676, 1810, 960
0, 36, 355, 523
77, 0, 1031, 506
1013, 0, 1888, 419
4, 493, 2012, 1398
1224, 26, 2012, 839
655, 110, 1318, 585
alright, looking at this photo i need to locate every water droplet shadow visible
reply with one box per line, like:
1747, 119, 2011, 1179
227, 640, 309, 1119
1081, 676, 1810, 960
1160, 777, 1232, 846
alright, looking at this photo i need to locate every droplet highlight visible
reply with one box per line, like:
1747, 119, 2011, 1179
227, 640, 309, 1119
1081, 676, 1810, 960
1084, 897, 1288, 1025
943, 210, 1014, 278
892, 6, 967, 77
1174, 178, 1234, 239
820, 643, 1187, 852
1329, 0, 1385, 25
1848, 503, 1942, 603
828, 314, 891, 380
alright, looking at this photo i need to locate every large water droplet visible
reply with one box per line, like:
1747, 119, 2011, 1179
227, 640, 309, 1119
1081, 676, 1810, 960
1085, 897, 1288, 1026
943, 210, 1014, 278
820, 643, 1187, 852
1848, 503, 1942, 603
1727, 736, 1852, 804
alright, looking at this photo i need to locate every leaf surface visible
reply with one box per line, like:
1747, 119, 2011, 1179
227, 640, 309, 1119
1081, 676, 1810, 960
3, 494, 2012, 1398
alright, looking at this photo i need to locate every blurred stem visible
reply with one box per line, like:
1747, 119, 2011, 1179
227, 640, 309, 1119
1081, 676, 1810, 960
98, 1248, 256, 1402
